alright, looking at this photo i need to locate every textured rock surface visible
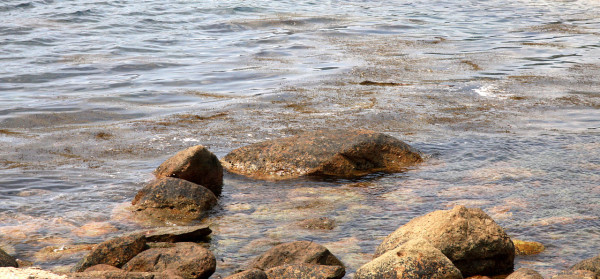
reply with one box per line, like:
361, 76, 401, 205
506, 268, 544, 279
553, 269, 597, 279
512, 240, 545, 256
122, 242, 215, 279
0, 248, 17, 267
249, 241, 344, 271
0, 267, 66, 279
72, 234, 147, 272
355, 238, 463, 279
295, 217, 336, 230
375, 205, 514, 277
132, 177, 218, 221
140, 225, 212, 243
224, 269, 268, 279
84, 264, 123, 272
222, 129, 422, 180
571, 255, 600, 276
154, 145, 223, 196
69, 270, 182, 279
265, 263, 345, 279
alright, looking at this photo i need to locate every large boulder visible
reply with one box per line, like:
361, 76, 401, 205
221, 129, 422, 180
249, 241, 344, 271
355, 238, 462, 279
154, 145, 223, 196
0, 248, 17, 267
132, 177, 218, 221
375, 205, 514, 277
571, 254, 600, 276
122, 242, 215, 279
265, 263, 345, 279
506, 268, 544, 279
72, 234, 147, 272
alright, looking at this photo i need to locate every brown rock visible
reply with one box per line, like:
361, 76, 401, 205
154, 145, 223, 196
224, 269, 268, 279
249, 240, 344, 271
355, 238, 463, 279
571, 255, 600, 276
512, 240, 545, 256
506, 268, 544, 279
84, 264, 123, 272
72, 234, 147, 272
69, 270, 181, 279
553, 269, 597, 279
0, 248, 17, 267
375, 205, 515, 277
132, 178, 218, 221
140, 225, 212, 243
265, 263, 345, 279
122, 242, 215, 279
295, 217, 336, 230
221, 129, 422, 180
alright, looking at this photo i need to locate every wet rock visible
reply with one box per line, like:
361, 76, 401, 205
132, 178, 218, 221
375, 205, 515, 277
250, 240, 344, 271
122, 242, 215, 279
140, 225, 212, 243
553, 269, 597, 279
154, 145, 223, 196
69, 270, 181, 279
506, 268, 544, 279
84, 264, 122, 272
34, 244, 96, 262
512, 240, 545, 256
265, 263, 345, 279
295, 217, 336, 230
72, 234, 146, 272
355, 238, 462, 279
571, 254, 600, 276
0, 248, 17, 267
72, 222, 118, 238
224, 269, 268, 279
222, 129, 422, 180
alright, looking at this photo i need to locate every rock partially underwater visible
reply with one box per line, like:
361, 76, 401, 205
222, 129, 422, 180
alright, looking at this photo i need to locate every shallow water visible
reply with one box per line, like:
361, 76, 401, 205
1, 0, 599, 277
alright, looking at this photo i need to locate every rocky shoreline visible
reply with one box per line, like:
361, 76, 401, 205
1, 129, 598, 279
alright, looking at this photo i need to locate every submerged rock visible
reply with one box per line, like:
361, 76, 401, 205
355, 238, 463, 279
132, 177, 218, 221
249, 240, 344, 271
154, 145, 223, 196
72, 234, 146, 272
122, 242, 215, 279
295, 217, 336, 230
506, 268, 544, 279
222, 129, 422, 180
513, 239, 545, 256
265, 263, 345, 279
0, 248, 17, 267
375, 205, 515, 277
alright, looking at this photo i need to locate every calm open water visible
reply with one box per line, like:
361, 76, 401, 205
1, 0, 599, 277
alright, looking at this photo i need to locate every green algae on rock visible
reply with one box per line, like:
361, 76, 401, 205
221, 129, 422, 180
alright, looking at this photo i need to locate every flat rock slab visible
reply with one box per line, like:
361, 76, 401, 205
138, 225, 212, 243
154, 145, 223, 196
122, 242, 215, 279
222, 129, 422, 180
72, 234, 147, 272
265, 263, 345, 279
250, 240, 344, 271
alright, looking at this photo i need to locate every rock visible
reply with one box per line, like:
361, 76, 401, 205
224, 269, 268, 279
375, 205, 515, 277
140, 225, 212, 243
72, 222, 118, 237
154, 145, 223, 196
221, 129, 422, 180
249, 240, 344, 271
265, 263, 345, 279
122, 242, 215, 279
0, 267, 66, 279
69, 270, 181, 279
506, 268, 544, 279
553, 269, 597, 279
84, 264, 123, 272
0, 247, 17, 267
132, 178, 218, 221
513, 240, 545, 256
295, 217, 336, 230
34, 244, 96, 262
72, 234, 147, 272
355, 238, 463, 279
571, 255, 600, 276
